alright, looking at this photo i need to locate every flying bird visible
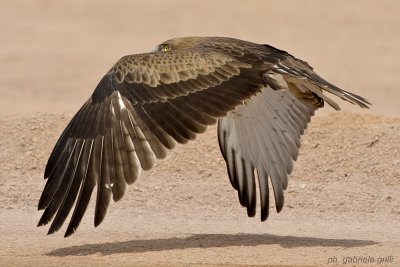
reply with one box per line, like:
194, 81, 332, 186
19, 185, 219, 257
37, 37, 370, 237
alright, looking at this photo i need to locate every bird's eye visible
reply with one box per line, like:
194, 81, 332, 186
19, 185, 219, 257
159, 44, 170, 52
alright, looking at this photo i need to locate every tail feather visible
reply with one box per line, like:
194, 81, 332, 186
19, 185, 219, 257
268, 59, 371, 110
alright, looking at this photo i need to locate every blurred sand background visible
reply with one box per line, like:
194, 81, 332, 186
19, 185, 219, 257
0, 0, 399, 266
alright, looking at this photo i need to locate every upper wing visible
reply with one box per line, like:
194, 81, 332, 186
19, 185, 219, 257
218, 86, 315, 220
38, 49, 267, 237
193, 38, 370, 108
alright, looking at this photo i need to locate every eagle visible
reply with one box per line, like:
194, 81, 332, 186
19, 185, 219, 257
37, 37, 370, 237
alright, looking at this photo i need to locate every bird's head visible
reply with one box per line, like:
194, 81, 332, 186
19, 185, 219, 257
154, 37, 203, 52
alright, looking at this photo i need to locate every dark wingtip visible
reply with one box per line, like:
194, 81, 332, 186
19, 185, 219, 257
362, 100, 372, 109
38, 200, 47, 211
37, 215, 49, 227
247, 207, 256, 217
64, 227, 75, 238
94, 214, 104, 228
44, 169, 51, 179
47, 228, 55, 235
274, 189, 285, 213
247, 198, 256, 218
238, 191, 247, 207
47, 221, 61, 235
276, 200, 284, 213
357, 99, 371, 109
344, 92, 372, 109
260, 210, 268, 222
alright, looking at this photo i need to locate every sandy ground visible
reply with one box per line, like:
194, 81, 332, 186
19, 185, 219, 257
0, 1, 399, 266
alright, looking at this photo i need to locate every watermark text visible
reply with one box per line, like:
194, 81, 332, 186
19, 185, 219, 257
327, 255, 395, 265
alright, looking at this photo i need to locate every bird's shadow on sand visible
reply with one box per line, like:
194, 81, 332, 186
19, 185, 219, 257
46, 233, 377, 257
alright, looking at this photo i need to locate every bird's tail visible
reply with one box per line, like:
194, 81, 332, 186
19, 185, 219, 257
264, 53, 371, 110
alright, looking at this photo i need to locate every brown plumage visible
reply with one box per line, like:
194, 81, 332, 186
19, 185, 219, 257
37, 37, 370, 237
